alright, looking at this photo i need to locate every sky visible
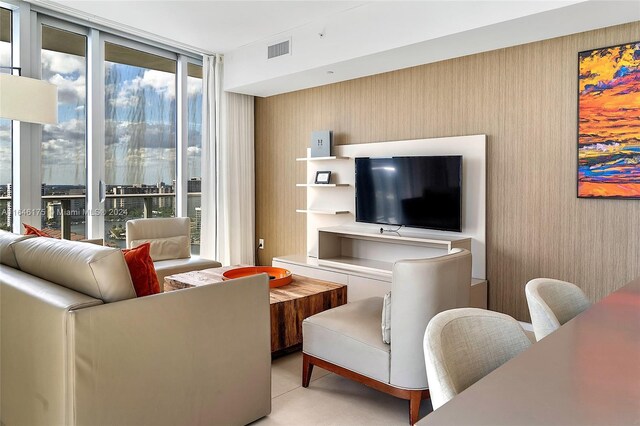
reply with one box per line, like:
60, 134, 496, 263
0, 39, 202, 188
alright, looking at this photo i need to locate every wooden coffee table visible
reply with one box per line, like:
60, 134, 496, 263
165, 266, 347, 354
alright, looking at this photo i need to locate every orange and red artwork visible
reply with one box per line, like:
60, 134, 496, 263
578, 42, 640, 198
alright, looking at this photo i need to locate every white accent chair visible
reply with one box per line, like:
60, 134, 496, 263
302, 249, 472, 425
423, 307, 531, 411
126, 217, 220, 289
525, 278, 591, 341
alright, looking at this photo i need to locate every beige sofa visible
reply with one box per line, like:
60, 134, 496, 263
0, 231, 271, 426
125, 217, 221, 288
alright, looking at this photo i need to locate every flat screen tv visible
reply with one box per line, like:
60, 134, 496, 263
355, 156, 462, 232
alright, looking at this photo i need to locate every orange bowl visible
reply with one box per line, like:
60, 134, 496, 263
222, 266, 293, 288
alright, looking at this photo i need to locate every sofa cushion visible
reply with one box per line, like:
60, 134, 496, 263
0, 231, 33, 268
122, 242, 160, 297
130, 235, 190, 261
303, 297, 390, 383
12, 237, 136, 303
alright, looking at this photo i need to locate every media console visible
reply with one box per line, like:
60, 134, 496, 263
280, 135, 488, 307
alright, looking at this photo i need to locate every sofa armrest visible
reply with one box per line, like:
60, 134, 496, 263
1, 267, 103, 426
67, 274, 271, 426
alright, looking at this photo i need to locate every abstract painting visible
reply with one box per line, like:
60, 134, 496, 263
578, 41, 640, 198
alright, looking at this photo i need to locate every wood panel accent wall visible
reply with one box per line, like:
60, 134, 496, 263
255, 22, 640, 321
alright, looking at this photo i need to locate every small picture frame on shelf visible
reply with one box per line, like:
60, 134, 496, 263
314, 171, 331, 184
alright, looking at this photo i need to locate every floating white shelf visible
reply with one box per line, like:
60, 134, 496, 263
296, 209, 350, 215
319, 226, 472, 249
296, 183, 350, 187
317, 256, 394, 276
317, 226, 472, 275
296, 156, 349, 162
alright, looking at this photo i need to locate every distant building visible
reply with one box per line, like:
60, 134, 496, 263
47, 201, 61, 221
5, 183, 12, 229
188, 177, 201, 193
193, 206, 202, 243
108, 182, 175, 215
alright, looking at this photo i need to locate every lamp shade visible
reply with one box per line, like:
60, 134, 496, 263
0, 74, 58, 125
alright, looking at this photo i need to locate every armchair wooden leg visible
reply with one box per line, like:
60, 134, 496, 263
409, 390, 424, 425
302, 353, 430, 424
302, 353, 314, 387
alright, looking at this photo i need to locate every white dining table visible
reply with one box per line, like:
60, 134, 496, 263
418, 276, 640, 425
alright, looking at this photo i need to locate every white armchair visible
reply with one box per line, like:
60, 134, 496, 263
423, 308, 531, 411
125, 217, 220, 289
525, 278, 591, 341
302, 249, 472, 425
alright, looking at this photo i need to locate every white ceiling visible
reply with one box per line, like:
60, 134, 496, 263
39, 1, 365, 54
30, 0, 640, 97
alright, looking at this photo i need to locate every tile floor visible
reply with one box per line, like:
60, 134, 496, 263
254, 352, 433, 425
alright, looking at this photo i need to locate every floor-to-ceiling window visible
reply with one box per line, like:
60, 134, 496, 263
7, 6, 203, 250
187, 62, 202, 254
40, 24, 87, 239
0, 7, 12, 231
103, 41, 177, 247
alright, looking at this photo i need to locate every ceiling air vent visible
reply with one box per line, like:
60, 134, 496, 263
268, 39, 290, 59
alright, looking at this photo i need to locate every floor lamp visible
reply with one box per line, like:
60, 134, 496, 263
0, 68, 57, 234
0, 68, 58, 124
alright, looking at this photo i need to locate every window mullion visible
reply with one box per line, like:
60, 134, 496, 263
12, 5, 41, 232
86, 27, 104, 239
176, 56, 188, 218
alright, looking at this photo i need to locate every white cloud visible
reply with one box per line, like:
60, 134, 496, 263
42, 50, 84, 76
48, 73, 86, 105
139, 70, 175, 99
187, 77, 202, 96
41, 123, 86, 185
0, 42, 10, 67
0, 124, 11, 142
113, 91, 140, 108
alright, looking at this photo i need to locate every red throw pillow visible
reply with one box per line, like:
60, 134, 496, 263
23, 223, 53, 237
122, 243, 160, 297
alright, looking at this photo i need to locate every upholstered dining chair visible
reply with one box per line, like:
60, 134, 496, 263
525, 278, 591, 341
302, 248, 472, 425
423, 308, 532, 410
126, 217, 220, 288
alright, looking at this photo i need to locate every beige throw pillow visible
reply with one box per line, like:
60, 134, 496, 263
130, 235, 191, 261
382, 291, 392, 344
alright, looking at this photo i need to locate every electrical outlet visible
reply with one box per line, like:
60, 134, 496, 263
258, 238, 265, 250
